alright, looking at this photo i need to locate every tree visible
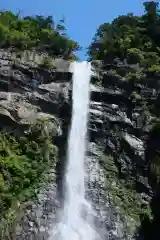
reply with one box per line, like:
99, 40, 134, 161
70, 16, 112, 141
0, 11, 79, 59
88, 1, 160, 68
142, 1, 160, 45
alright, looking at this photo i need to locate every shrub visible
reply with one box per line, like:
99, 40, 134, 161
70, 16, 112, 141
127, 71, 145, 82
0, 120, 57, 218
38, 54, 55, 69
150, 156, 160, 184
127, 48, 144, 64
140, 52, 160, 69
148, 65, 160, 72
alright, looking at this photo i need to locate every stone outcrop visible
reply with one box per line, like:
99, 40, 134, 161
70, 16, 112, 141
0, 55, 72, 130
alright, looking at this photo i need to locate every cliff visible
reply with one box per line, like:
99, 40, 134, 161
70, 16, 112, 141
88, 62, 159, 239
0, 10, 78, 239
1, 3, 160, 239
0, 51, 72, 239
1, 57, 160, 239
88, 2, 160, 239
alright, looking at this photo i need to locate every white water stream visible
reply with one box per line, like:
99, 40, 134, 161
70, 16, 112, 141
50, 62, 99, 240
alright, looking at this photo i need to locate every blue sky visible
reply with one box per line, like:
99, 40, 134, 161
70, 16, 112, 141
1, 0, 146, 60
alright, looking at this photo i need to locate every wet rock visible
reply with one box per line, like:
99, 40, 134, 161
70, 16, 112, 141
12, 175, 59, 240
123, 133, 144, 158
87, 69, 156, 239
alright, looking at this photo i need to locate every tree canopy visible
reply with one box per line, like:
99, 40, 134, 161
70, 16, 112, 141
88, 1, 160, 69
0, 11, 80, 60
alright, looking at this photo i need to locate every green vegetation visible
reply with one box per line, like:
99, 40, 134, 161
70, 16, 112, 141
126, 71, 146, 82
150, 156, 160, 184
147, 122, 160, 184
148, 64, 160, 72
88, 1, 160, 73
100, 155, 152, 233
0, 11, 79, 60
0, 119, 57, 218
39, 54, 56, 69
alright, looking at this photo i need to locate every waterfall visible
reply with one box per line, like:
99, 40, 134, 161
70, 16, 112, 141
50, 62, 99, 240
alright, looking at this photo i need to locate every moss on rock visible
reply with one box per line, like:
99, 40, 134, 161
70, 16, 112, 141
0, 118, 58, 238
100, 154, 152, 234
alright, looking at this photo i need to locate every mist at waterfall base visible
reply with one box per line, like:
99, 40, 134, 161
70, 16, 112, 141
50, 62, 100, 240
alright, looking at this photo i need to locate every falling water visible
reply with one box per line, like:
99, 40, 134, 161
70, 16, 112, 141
50, 62, 99, 240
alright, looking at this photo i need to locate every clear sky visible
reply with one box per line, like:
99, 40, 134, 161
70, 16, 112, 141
1, 0, 146, 60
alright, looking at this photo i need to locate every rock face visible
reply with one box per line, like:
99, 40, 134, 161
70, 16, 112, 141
11, 170, 59, 240
1, 56, 159, 239
0, 57, 71, 129
0, 56, 72, 239
87, 64, 160, 239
